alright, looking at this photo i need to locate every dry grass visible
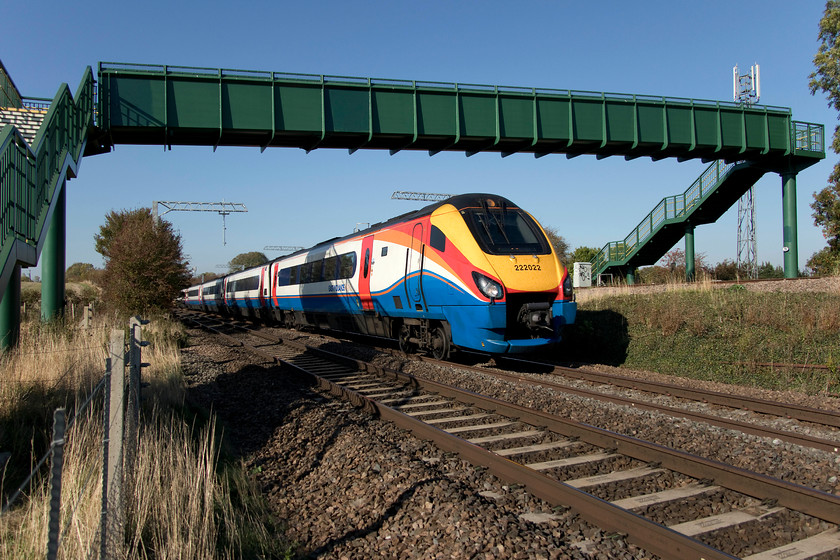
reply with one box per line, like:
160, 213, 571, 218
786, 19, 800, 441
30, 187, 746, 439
0, 314, 290, 560
565, 278, 840, 394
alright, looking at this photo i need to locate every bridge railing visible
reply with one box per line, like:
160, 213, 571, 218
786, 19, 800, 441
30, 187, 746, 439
0, 67, 94, 278
590, 117, 825, 278
0, 60, 23, 109
591, 160, 738, 275
793, 121, 824, 153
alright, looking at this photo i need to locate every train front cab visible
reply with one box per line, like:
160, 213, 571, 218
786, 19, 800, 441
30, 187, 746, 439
421, 195, 576, 354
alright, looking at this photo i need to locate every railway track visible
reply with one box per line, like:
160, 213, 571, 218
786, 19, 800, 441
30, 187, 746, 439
419, 354, 840, 455
177, 310, 840, 560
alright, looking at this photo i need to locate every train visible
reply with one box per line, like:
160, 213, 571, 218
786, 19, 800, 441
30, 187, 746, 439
182, 193, 576, 358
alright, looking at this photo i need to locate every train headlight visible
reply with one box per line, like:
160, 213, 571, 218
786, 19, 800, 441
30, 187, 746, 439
472, 272, 503, 300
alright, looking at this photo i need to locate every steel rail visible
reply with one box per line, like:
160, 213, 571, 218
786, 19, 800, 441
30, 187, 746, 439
178, 312, 840, 546
287, 342, 840, 526
181, 311, 840, 452
427, 357, 840, 454
496, 355, 840, 429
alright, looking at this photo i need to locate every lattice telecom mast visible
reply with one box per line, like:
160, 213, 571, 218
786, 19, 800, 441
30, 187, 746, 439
733, 63, 760, 280
152, 201, 247, 246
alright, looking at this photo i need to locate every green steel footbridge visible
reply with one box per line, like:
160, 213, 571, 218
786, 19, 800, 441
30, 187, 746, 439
0, 61, 825, 347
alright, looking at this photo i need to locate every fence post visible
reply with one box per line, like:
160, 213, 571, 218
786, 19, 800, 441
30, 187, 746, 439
99, 353, 111, 560
125, 317, 147, 482
103, 329, 125, 560
45, 408, 66, 560
82, 304, 92, 329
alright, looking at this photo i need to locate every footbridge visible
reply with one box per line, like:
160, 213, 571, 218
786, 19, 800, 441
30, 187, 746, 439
0, 61, 825, 346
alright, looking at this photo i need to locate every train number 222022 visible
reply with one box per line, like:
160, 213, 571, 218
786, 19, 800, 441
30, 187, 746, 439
514, 264, 541, 271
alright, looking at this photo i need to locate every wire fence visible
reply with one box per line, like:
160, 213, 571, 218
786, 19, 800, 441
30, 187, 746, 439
1, 316, 148, 560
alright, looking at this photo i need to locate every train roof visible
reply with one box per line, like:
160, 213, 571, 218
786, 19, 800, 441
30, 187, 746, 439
308, 193, 519, 250
187, 193, 522, 289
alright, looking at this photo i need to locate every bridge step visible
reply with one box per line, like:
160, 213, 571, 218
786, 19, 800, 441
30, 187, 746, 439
0, 107, 47, 145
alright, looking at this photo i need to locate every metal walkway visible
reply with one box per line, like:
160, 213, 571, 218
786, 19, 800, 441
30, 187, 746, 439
97, 63, 820, 170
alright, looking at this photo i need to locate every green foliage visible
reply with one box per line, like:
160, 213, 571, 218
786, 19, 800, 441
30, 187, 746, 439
542, 226, 569, 262
757, 261, 785, 279
808, 245, 840, 275
811, 1, 840, 152
810, 2, 840, 272
66, 262, 98, 283
570, 246, 599, 263
228, 251, 268, 273
567, 290, 840, 393
95, 208, 191, 316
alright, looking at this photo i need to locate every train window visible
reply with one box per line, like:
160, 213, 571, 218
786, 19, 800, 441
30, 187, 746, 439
363, 249, 370, 279
235, 276, 259, 291
311, 260, 324, 283
277, 267, 291, 287
463, 205, 551, 255
299, 262, 312, 284
323, 256, 338, 280
430, 225, 446, 252
339, 252, 356, 279
381, 246, 388, 257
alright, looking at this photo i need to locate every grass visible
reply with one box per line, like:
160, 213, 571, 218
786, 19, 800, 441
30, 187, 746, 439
0, 314, 293, 559
561, 283, 840, 394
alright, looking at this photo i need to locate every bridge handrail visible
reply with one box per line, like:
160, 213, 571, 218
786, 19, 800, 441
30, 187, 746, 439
97, 61, 795, 115
0, 60, 23, 109
792, 121, 824, 153
0, 67, 94, 271
591, 160, 738, 274
590, 117, 826, 277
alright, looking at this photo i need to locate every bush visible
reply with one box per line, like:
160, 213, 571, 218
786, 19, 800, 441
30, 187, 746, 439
96, 208, 191, 316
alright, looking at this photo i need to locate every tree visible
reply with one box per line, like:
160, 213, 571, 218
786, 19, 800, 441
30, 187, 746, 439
66, 262, 97, 283
570, 246, 600, 263
542, 226, 569, 263
809, 1, 840, 274
95, 208, 191, 316
228, 251, 268, 273
757, 261, 785, 279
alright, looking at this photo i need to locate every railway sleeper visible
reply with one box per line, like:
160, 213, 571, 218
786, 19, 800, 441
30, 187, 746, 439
184, 313, 840, 560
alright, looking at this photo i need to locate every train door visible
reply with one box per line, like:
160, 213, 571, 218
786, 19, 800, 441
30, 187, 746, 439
259, 265, 270, 308
405, 223, 424, 308
359, 235, 375, 311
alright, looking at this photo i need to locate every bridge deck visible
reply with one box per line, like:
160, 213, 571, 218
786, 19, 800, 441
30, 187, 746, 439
97, 63, 823, 171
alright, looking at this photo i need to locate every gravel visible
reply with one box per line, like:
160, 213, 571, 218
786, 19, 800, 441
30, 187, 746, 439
180, 312, 840, 559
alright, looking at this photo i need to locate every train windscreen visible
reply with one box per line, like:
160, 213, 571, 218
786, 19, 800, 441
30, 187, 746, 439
462, 202, 551, 255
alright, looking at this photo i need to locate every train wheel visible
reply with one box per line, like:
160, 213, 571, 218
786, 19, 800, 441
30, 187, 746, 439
398, 324, 417, 354
429, 326, 450, 360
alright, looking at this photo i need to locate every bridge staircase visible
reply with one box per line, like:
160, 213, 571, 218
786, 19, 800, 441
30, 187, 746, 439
0, 106, 48, 144
0, 67, 96, 301
591, 160, 767, 280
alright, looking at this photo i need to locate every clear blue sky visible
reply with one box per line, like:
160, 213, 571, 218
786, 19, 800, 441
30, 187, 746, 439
3, 0, 836, 276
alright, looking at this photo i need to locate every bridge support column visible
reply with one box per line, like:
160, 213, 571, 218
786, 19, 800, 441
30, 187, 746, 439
781, 171, 799, 278
0, 264, 21, 349
41, 181, 66, 322
685, 224, 695, 282
625, 270, 635, 285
